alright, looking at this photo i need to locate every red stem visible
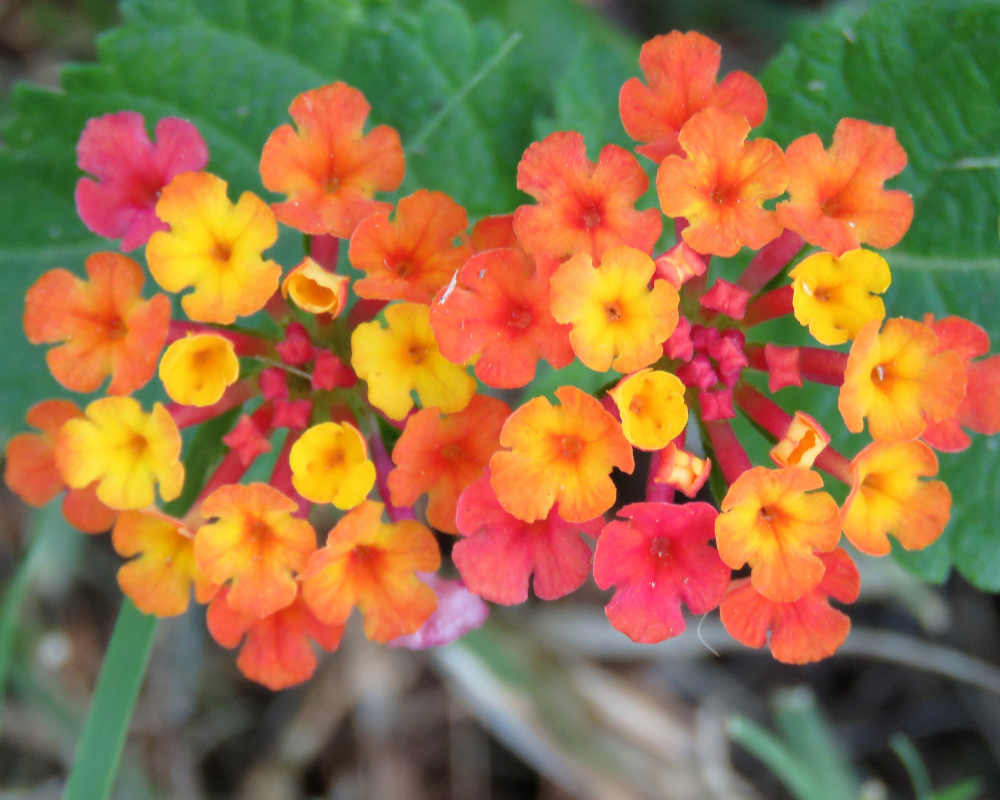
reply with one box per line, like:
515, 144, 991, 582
799, 348, 848, 386
167, 320, 271, 357
270, 430, 312, 519
166, 379, 258, 429
347, 298, 389, 328
371, 431, 416, 523
703, 419, 751, 486
736, 230, 804, 293
645, 446, 676, 504
310, 234, 340, 272
744, 344, 768, 372
743, 285, 794, 327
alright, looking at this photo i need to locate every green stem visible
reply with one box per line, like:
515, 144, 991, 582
726, 715, 820, 800
890, 733, 934, 800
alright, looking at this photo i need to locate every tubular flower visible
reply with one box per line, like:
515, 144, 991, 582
259, 82, 405, 238
75, 111, 209, 251
776, 118, 913, 257
609, 369, 688, 451
652, 443, 711, 498
789, 249, 891, 345
550, 247, 680, 374
839, 318, 966, 442
770, 412, 830, 469
4, 400, 116, 533
387, 395, 510, 534
489, 385, 634, 523
146, 171, 280, 324
351, 302, 476, 420
513, 131, 661, 261
56, 398, 184, 511
207, 586, 344, 691
112, 510, 217, 617
452, 474, 604, 604
720, 548, 860, 664
300, 500, 441, 642
159, 333, 240, 407
593, 502, 730, 643
841, 440, 950, 556
619, 31, 767, 164
194, 483, 317, 619
657, 108, 788, 257
350, 190, 472, 304
24, 252, 170, 396
281, 257, 350, 316
430, 248, 573, 389
288, 421, 376, 509
715, 466, 841, 603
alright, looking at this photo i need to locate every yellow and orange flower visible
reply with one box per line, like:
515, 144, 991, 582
23, 252, 170, 396
769, 412, 830, 470
288, 421, 375, 509
159, 333, 240, 407
281, 257, 350, 316
652, 443, 711, 498
609, 369, 688, 451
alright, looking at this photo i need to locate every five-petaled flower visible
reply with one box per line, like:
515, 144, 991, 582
288, 421, 376, 509
609, 369, 688, 451
159, 333, 240, 407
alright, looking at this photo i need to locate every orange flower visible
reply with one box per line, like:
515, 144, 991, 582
769, 412, 830, 469
489, 386, 634, 524
657, 108, 787, 257
281, 257, 350, 316
349, 190, 472, 304
777, 119, 913, 257
4, 400, 116, 533
388, 395, 510, 534
23, 252, 170, 395
513, 131, 661, 261
715, 466, 841, 602
300, 501, 441, 642
194, 483, 316, 619
839, 318, 965, 442
841, 440, 950, 556
619, 31, 767, 163
469, 213, 518, 252
652, 443, 711, 498
259, 82, 405, 238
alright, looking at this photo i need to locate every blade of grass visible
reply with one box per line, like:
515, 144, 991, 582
890, 733, 934, 800
726, 714, 820, 800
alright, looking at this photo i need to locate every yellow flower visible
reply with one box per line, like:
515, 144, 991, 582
609, 369, 688, 450
159, 333, 240, 407
351, 303, 476, 420
55, 397, 184, 510
789, 249, 890, 346
281, 256, 350, 316
289, 422, 376, 509
769, 411, 829, 469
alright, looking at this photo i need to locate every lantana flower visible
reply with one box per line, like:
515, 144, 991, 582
609, 369, 688, 451
281, 257, 350, 316
288, 421, 376, 509
159, 333, 240, 407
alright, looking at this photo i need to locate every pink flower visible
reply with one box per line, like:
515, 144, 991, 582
388, 573, 489, 650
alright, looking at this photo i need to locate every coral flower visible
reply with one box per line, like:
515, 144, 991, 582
776, 118, 913, 257
388, 395, 510, 534
839, 318, 965, 442
593, 502, 731, 643
300, 501, 441, 642
208, 586, 344, 690
609, 369, 688, 451
4, 400, 116, 533
75, 111, 209, 251
195, 483, 317, 619
452, 475, 604, 604
56, 397, 184, 511
288, 421, 376, 509
430, 248, 573, 389
720, 548, 859, 664
514, 131, 661, 261
159, 333, 240, 407
715, 466, 841, 603
281, 257, 350, 316
652, 443, 711, 498
350, 190, 472, 304
619, 31, 767, 163
146, 171, 280, 324
260, 82, 405, 238
469, 213, 519, 252
489, 385, 634, 523
112, 510, 217, 617
841, 440, 950, 556
24, 252, 170, 396
657, 108, 788, 257
550, 246, 679, 373
351, 303, 476, 420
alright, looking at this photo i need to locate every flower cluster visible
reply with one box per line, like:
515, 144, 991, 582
7, 32, 998, 688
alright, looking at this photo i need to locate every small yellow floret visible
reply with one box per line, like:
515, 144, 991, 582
159, 333, 239, 407
790, 249, 890, 345
289, 422, 376, 509
769, 411, 830, 469
281, 257, 350, 316
609, 368, 688, 450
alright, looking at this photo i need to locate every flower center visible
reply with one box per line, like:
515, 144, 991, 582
394, 259, 416, 278
441, 443, 464, 461
325, 448, 346, 470
408, 344, 428, 364
605, 303, 622, 323
210, 242, 232, 264
581, 203, 603, 229
650, 537, 672, 561
757, 505, 777, 525
710, 181, 739, 206
559, 435, 583, 459
248, 519, 270, 544
508, 307, 533, 330
870, 362, 892, 387
629, 396, 644, 414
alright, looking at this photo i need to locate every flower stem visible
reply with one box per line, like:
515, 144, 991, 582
799, 348, 848, 386
166, 379, 257, 429
270, 430, 311, 519
167, 320, 271, 356
743, 285, 793, 327
736, 230, 804, 293
703, 419, 751, 486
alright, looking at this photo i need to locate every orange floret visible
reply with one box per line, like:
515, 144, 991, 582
769, 412, 830, 470
194, 483, 317, 619
776, 119, 913, 257
489, 385, 634, 524
469, 214, 519, 252
259, 82, 405, 238
349, 190, 472, 304
657, 108, 787, 257
652, 442, 711, 498
387, 395, 510, 534
841, 440, 950, 556
513, 131, 661, 261
619, 30, 767, 164
288, 421, 375, 509
609, 369, 688, 451
146, 171, 280, 324
715, 466, 841, 603
23, 252, 170, 396
300, 500, 441, 642
281, 257, 350, 316
839, 318, 965, 442
159, 333, 240, 407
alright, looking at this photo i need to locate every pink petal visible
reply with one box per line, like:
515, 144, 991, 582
388, 574, 489, 650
